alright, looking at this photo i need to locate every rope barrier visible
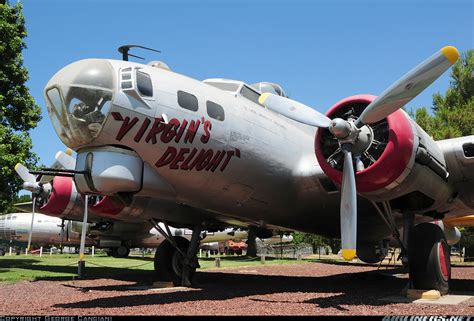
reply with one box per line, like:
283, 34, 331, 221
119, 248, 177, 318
85, 260, 154, 269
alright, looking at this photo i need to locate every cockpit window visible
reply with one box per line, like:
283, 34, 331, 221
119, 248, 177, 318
240, 85, 261, 105
137, 71, 153, 97
206, 82, 240, 92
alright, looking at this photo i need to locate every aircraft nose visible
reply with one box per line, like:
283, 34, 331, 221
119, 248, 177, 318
44, 59, 116, 148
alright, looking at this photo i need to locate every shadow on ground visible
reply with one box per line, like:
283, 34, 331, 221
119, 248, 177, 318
51, 266, 474, 311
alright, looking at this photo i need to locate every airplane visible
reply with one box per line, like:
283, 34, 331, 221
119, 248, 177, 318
0, 211, 282, 257
201, 234, 294, 255
16, 44, 474, 293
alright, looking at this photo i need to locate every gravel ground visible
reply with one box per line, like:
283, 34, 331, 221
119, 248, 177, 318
0, 262, 472, 315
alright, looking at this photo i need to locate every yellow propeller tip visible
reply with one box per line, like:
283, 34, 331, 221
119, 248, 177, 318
341, 249, 356, 261
441, 46, 460, 64
66, 148, 73, 156
258, 92, 270, 105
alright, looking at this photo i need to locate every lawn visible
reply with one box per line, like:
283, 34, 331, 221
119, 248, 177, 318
0, 253, 302, 283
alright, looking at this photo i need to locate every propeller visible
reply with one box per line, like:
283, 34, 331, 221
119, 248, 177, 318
14, 163, 45, 253
55, 149, 76, 170
14, 149, 76, 253
259, 46, 459, 260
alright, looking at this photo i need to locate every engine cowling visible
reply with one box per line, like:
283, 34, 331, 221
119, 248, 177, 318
315, 95, 454, 214
36, 176, 84, 219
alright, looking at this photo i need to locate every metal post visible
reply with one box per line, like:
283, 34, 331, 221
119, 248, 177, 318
26, 197, 36, 255
91, 246, 95, 257
78, 195, 89, 278
199, 249, 202, 258
50, 247, 52, 256
9, 247, 12, 256
39, 246, 43, 257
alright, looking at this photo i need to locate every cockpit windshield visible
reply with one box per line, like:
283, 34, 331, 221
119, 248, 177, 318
44, 59, 115, 148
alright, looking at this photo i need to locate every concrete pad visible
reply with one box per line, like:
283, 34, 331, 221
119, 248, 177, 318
380, 293, 473, 305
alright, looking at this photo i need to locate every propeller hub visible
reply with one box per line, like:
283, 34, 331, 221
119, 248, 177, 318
351, 124, 374, 156
329, 118, 352, 139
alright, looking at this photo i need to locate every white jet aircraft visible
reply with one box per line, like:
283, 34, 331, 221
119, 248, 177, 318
15, 45, 474, 292
0, 212, 262, 257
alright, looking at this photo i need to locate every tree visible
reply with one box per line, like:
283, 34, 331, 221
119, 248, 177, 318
292, 232, 340, 255
414, 50, 474, 260
0, 1, 41, 212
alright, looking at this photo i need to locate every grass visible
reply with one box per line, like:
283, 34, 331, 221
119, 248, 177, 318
0, 253, 302, 283
1, 252, 469, 283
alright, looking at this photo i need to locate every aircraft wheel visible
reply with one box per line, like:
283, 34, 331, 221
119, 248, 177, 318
154, 237, 194, 286
111, 246, 130, 258
409, 223, 450, 294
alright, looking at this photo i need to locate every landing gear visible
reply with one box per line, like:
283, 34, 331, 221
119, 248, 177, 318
408, 223, 450, 294
150, 219, 202, 286
109, 246, 130, 258
155, 237, 193, 285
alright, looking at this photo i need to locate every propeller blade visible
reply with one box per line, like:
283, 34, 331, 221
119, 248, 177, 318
12, 201, 33, 213
39, 149, 76, 183
259, 93, 331, 128
15, 163, 36, 184
340, 143, 357, 261
55, 150, 76, 170
356, 46, 460, 127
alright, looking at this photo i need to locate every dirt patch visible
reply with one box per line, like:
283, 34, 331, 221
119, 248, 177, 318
0, 262, 472, 315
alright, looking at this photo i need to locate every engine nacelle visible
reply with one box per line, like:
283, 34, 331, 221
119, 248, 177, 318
432, 220, 461, 246
36, 176, 84, 219
315, 95, 454, 214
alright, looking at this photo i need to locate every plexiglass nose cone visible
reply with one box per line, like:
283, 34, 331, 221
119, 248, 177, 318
44, 59, 115, 148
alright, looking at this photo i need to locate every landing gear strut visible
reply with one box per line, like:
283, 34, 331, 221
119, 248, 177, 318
150, 219, 202, 286
371, 201, 451, 293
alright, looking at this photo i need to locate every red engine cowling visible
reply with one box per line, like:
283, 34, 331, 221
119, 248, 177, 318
37, 176, 84, 219
315, 95, 415, 192
315, 95, 453, 212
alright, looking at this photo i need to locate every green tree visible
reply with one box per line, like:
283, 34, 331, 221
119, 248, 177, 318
0, 1, 41, 212
292, 232, 340, 254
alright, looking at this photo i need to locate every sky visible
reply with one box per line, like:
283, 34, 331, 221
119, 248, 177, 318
20, 0, 473, 167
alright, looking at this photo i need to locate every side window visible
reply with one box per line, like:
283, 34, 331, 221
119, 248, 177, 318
240, 85, 261, 105
206, 101, 225, 121
137, 71, 153, 97
177, 90, 199, 111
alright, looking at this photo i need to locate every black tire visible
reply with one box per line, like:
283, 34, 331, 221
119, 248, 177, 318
0, 249, 5, 256
110, 246, 130, 258
409, 223, 450, 294
154, 237, 193, 286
